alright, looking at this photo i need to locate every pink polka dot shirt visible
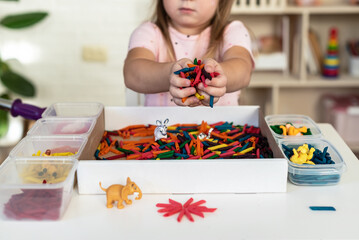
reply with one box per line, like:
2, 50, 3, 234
128, 20, 254, 106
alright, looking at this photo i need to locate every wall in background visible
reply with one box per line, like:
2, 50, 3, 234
0, 0, 152, 108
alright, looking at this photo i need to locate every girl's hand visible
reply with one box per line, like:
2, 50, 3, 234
197, 58, 227, 106
169, 58, 202, 107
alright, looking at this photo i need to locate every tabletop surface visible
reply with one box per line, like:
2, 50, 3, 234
1, 123, 359, 240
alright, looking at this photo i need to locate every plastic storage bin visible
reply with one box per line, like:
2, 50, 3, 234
27, 118, 96, 136
320, 94, 359, 144
9, 136, 88, 160
42, 102, 103, 119
40, 102, 104, 161
265, 114, 322, 141
0, 157, 78, 220
279, 138, 345, 186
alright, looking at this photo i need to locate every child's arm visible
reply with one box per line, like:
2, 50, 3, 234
124, 48, 201, 106
124, 48, 173, 93
197, 46, 253, 106
220, 46, 253, 92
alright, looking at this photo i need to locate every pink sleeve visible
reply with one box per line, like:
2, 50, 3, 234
128, 22, 159, 56
221, 21, 255, 63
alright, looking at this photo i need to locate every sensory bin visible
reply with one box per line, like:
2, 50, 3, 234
77, 106, 288, 194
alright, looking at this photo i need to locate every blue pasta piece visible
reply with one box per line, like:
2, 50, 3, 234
309, 206, 336, 211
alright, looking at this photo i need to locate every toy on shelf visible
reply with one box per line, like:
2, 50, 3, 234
323, 27, 339, 78
154, 119, 169, 141
99, 177, 142, 209
156, 198, 216, 222
346, 39, 359, 77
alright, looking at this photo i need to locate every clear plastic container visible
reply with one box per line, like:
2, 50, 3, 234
265, 114, 322, 141
278, 138, 345, 186
27, 118, 96, 137
41, 102, 104, 119
9, 136, 88, 160
0, 157, 78, 221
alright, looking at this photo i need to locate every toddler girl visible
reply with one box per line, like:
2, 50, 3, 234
124, 0, 254, 107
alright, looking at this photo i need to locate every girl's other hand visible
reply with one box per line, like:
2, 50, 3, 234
197, 58, 227, 106
169, 58, 202, 107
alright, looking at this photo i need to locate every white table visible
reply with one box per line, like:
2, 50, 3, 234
1, 124, 358, 240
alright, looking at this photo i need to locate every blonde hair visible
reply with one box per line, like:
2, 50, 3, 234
151, 0, 234, 61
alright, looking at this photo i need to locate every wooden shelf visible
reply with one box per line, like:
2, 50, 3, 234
249, 72, 296, 87
249, 72, 359, 88
231, 5, 359, 15
231, 8, 287, 15
306, 74, 359, 87
286, 5, 359, 14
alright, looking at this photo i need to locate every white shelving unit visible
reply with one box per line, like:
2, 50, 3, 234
231, 0, 359, 118
232, 0, 359, 154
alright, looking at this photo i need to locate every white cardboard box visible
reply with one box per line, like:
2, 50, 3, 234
77, 106, 288, 194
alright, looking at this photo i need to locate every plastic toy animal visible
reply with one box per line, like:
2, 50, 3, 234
290, 144, 315, 165
280, 124, 307, 136
154, 118, 169, 141
99, 177, 142, 209
198, 128, 214, 140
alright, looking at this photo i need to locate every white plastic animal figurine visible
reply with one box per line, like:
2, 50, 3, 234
154, 119, 169, 141
198, 128, 214, 140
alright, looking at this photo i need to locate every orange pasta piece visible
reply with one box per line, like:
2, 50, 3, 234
126, 154, 141, 160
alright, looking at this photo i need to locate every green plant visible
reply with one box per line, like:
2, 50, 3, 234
0, 0, 48, 137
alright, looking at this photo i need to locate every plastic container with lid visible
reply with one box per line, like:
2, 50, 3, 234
39, 102, 105, 161
9, 136, 88, 160
27, 118, 96, 137
278, 138, 345, 186
0, 157, 78, 220
41, 102, 104, 119
265, 114, 322, 141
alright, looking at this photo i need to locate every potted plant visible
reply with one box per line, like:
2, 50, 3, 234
0, 0, 48, 139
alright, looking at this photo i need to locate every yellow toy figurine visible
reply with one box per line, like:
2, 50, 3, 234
290, 144, 316, 165
280, 124, 308, 136
99, 177, 142, 209
307, 147, 315, 160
